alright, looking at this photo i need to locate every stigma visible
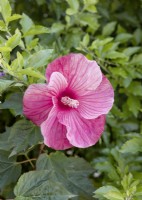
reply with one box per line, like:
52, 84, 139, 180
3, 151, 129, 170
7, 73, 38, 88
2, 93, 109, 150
61, 96, 79, 108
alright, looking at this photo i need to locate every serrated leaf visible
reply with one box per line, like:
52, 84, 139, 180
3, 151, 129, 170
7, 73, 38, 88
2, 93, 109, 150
0, 79, 14, 94
0, 150, 21, 190
0, 0, 12, 22
120, 138, 142, 154
26, 49, 53, 68
36, 152, 95, 200
8, 119, 43, 157
0, 92, 23, 116
24, 25, 49, 36
14, 170, 75, 200
102, 21, 117, 36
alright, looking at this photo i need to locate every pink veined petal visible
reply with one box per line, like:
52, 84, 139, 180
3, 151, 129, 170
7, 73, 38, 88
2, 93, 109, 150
58, 110, 106, 148
46, 53, 102, 95
78, 76, 114, 119
41, 106, 73, 150
23, 84, 53, 126
48, 72, 68, 96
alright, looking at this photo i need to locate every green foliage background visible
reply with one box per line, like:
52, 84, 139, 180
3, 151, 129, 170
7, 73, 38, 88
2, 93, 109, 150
0, 0, 142, 199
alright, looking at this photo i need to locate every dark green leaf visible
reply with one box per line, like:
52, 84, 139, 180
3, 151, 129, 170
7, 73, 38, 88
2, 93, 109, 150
36, 152, 95, 200
0, 150, 21, 190
14, 170, 75, 200
0, 92, 23, 116
8, 119, 43, 157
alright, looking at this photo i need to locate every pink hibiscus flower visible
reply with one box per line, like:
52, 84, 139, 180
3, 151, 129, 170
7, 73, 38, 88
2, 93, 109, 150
23, 53, 114, 150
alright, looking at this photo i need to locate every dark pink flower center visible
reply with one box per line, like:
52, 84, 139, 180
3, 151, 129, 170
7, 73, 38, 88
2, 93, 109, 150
61, 96, 79, 108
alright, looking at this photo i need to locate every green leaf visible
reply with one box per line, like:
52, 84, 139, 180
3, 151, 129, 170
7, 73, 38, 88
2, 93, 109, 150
20, 68, 46, 80
0, 46, 12, 52
66, 0, 79, 14
24, 25, 49, 36
20, 13, 34, 44
130, 53, 142, 66
50, 23, 65, 33
0, 0, 12, 22
123, 47, 140, 57
14, 170, 75, 200
0, 128, 11, 151
20, 13, 34, 33
94, 186, 124, 200
0, 150, 21, 190
78, 13, 99, 30
120, 137, 142, 154
6, 31, 21, 49
0, 20, 6, 31
115, 33, 133, 43
26, 49, 53, 68
0, 92, 23, 116
127, 96, 141, 117
0, 79, 14, 94
102, 21, 117, 36
6, 14, 22, 23
105, 51, 127, 59
8, 119, 43, 157
36, 152, 95, 200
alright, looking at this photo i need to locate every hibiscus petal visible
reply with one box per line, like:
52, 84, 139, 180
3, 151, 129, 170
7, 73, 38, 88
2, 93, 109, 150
78, 76, 114, 119
58, 110, 106, 148
48, 72, 68, 96
46, 53, 102, 95
41, 106, 72, 150
23, 84, 52, 125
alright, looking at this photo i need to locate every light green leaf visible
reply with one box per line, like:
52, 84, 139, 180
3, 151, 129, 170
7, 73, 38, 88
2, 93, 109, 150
0, 79, 14, 94
120, 138, 142, 154
66, 0, 79, 12
0, 92, 23, 116
20, 68, 46, 80
127, 96, 141, 117
20, 13, 34, 44
8, 119, 43, 157
130, 53, 142, 66
26, 49, 53, 68
20, 13, 34, 33
6, 31, 21, 49
115, 33, 133, 43
0, 20, 6, 31
102, 21, 117, 36
94, 186, 124, 200
6, 14, 22, 23
24, 25, 49, 36
0, 46, 12, 52
14, 170, 75, 200
50, 23, 65, 33
105, 51, 127, 59
36, 152, 95, 200
0, 150, 21, 190
0, 0, 12, 22
123, 47, 140, 57
0, 128, 11, 151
